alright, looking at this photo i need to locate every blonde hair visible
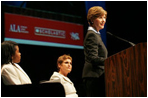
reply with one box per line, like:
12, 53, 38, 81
87, 6, 107, 25
57, 54, 72, 71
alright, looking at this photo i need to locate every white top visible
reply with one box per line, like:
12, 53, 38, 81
50, 72, 78, 97
1, 63, 32, 85
88, 26, 101, 35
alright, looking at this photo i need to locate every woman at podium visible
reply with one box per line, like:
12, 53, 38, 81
82, 6, 108, 97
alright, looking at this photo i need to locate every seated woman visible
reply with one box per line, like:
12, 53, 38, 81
1, 41, 32, 85
50, 54, 78, 97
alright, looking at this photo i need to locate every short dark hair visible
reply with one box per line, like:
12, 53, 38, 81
1, 41, 18, 65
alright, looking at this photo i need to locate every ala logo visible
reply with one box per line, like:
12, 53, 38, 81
9, 24, 29, 33
70, 32, 80, 40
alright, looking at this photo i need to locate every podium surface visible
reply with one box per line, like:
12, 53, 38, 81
105, 42, 147, 97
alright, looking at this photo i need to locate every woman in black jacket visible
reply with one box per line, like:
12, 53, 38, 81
82, 6, 108, 97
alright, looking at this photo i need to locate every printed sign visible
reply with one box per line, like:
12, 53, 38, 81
5, 13, 83, 49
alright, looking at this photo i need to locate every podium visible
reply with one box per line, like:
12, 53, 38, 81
105, 42, 147, 97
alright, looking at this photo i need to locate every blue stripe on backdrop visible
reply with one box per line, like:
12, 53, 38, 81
4, 38, 84, 49
85, 1, 107, 46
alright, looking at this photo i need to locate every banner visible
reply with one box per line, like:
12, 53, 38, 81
5, 13, 84, 49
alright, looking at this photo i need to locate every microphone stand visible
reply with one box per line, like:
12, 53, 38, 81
107, 32, 135, 46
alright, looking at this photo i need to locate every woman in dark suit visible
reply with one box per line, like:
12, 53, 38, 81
82, 6, 108, 97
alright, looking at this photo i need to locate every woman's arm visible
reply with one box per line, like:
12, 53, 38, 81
2, 66, 21, 85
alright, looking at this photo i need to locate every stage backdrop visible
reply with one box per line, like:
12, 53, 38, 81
5, 13, 83, 49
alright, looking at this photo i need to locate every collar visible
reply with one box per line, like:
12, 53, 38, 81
53, 72, 73, 84
88, 26, 100, 35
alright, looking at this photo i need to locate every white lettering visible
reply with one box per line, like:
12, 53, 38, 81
9, 24, 29, 33
9, 24, 17, 32
34, 27, 66, 39
17, 25, 21, 32
70, 32, 80, 40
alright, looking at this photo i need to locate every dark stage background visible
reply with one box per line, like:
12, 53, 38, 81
1, 1, 147, 96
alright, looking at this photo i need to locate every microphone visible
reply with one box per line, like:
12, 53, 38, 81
107, 31, 135, 46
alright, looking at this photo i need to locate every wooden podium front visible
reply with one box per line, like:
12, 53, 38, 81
105, 42, 147, 97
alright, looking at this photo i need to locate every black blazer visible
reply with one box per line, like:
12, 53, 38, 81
82, 30, 108, 78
